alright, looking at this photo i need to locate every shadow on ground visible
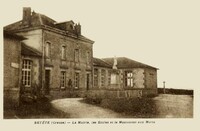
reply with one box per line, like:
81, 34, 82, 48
4, 97, 69, 119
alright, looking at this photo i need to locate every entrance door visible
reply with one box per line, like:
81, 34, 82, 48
86, 74, 90, 90
45, 70, 50, 95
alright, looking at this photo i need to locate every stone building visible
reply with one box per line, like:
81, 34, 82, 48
91, 57, 158, 98
4, 30, 43, 106
4, 7, 158, 103
4, 7, 94, 98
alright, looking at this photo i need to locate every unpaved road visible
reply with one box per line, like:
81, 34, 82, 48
51, 98, 124, 118
51, 94, 193, 118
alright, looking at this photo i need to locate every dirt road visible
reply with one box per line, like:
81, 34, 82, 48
51, 98, 124, 118
51, 94, 193, 118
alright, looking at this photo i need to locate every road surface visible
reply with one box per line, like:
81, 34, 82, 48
51, 98, 124, 118
51, 94, 193, 118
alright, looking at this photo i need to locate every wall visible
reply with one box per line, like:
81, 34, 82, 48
4, 37, 21, 107
133, 68, 145, 88
145, 68, 157, 89
17, 29, 43, 52
86, 89, 157, 99
93, 67, 111, 89
120, 68, 145, 89
22, 56, 42, 88
43, 29, 93, 91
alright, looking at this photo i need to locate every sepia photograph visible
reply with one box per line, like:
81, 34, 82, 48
0, 0, 200, 131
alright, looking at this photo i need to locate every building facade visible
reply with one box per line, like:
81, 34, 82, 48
91, 57, 158, 98
4, 7, 158, 104
4, 7, 94, 98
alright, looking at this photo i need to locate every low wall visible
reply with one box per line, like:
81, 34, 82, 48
157, 88, 193, 95
48, 88, 157, 100
86, 88, 157, 99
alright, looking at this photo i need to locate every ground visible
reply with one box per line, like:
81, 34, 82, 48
51, 94, 193, 118
153, 94, 193, 118
4, 94, 193, 118
51, 98, 124, 118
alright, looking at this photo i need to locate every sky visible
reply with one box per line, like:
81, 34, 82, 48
1, 0, 200, 89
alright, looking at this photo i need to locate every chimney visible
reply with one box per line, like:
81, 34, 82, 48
22, 7, 31, 26
75, 23, 81, 36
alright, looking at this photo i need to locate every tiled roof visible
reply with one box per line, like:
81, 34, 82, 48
3, 10, 94, 43
102, 57, 158, 69
4, 12, 56, 31
93, 57, 112, 68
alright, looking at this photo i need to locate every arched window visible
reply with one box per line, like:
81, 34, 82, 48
45, 42, 51, 58
86, 51, 90, 64
74, 49, 79, 62
61, 45, 66, 60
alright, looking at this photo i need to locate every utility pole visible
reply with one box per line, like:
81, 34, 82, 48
163, 81, 166, 94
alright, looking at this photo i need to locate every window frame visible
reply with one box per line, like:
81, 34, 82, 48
94, 68, 98, 87
22, 59, 32, 87
45, 42, 51, 58
101, 69, 106, 87
86, 51, 90, 64
74, 49, 79, 62
60, 71, 66, 89
74, 72, 80, 89
124, 71, 134, 87
61, 45, 66, 60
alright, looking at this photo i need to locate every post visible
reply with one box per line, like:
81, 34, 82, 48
163, 81, 166, 94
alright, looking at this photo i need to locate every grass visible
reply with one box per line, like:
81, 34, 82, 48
83, 97, 157, 118
4, 97, 69, 119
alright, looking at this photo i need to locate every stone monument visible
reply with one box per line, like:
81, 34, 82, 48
110, 56, 121, 89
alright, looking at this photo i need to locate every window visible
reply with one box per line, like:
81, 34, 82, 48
45, 42, 51, 58
75, 49, 79, 62
108, 71, 111, 85
86, 51, 90, 64
22, 60, 32, 87
74, 72, 80, 89
125, 71, 133, 87
94, 68, 98, 87
101, 69, 106, 87
61, 46, 66, 60
60, 71, 66, 89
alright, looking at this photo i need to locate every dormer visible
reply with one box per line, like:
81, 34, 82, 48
55, 20, 81, 35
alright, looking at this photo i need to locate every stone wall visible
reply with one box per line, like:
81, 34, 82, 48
145, 68, 157, 89
4, 36, 21, 107
86, 89, 157, 99
43, 29, 93, 91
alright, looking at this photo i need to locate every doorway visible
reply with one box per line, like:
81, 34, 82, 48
45, 70, 50, 95
86, 74, 90, 90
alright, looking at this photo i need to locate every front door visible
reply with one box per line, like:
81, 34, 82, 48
45, 70, 50, 95
86, 74, 90, 90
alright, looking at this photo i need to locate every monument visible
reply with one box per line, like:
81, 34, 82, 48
110, 56, 121, 89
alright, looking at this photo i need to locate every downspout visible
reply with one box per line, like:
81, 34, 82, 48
41, 28, 45, 95
18, 42, 22, 106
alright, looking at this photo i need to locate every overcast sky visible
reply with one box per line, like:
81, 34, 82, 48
1, 0, 200, 89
